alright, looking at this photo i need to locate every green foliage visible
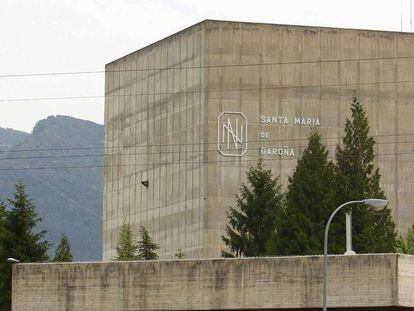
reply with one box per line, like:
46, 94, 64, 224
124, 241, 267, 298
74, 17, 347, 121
334, 96, 397, 253
277, 130, 336, 255
0, 200, 8, 311
53, 235, 73, 262
137, 226, 159, 260
175, 249, 185, 259
222, 159, 284, 257
395, 225, 414, 254
115, 223, 139, 261
0, 182, 52, 311
407, 227, 414, 253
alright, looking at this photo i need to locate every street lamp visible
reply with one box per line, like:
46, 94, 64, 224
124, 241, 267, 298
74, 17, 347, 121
344, 198, 388, 255
322, 198, 387, 311
6, 258, 20, 264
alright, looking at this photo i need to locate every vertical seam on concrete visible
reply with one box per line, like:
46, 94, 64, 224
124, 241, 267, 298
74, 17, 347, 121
115, 61, 121, 259
218, 23, 223, 257
300, 27, 303, 156
185, 31, 188, 255
171, 36, 176, 255
145, 50, 149, 232
278, 26, 282, 177
319, 29, 322, 142
396, 253, 400, 306
152, 46, 156, 239
103, 64, 109, 259
178, 33, 182, 252
132, 54, 136, 231
199, 23, 204, 258
239, 22, 243, 243
159, 39, 163, 255
139, 53, 143, 242
164, 40, 169, 257
121, 59, 125, 227
395, 32, 400, 228
129, 55, 132, 234
338, 29, 342, 138
128, 56, 132, 224
191, 28, 196, 257
203, 22, 208, 257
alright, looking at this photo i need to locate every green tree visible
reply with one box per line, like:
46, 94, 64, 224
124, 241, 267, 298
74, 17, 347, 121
277, 130, 336, 255
407, 226, 414, 253
137, 226, 159, 260
0, 182, 52, 311
53, 235, 73, 262
175, 249, 185, 259
0, 200, 8, 311
334, 96, 397, 253
222, 159, 284, 257
115, 223, 139, 261
395, 225, 414, 254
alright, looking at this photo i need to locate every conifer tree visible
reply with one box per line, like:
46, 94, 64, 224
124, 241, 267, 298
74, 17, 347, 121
53, 235, 73, 262
175, 249, 185, 259
0, 200, 8, 311
334, 96, 397, 253
137, 226, 159, 260
222, 159, 284, 257
406, 226, 414, 254
115, 223, 139, 261
395, 225, 414, 254
277, 130, 336, 255
0, 182, 52, 311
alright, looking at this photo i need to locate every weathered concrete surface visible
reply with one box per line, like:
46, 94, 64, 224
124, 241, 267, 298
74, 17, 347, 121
11, 254, 414, 310
104, 20, 414, 260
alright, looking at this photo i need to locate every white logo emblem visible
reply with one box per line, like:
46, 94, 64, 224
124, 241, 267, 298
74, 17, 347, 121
217, 112, 247, 157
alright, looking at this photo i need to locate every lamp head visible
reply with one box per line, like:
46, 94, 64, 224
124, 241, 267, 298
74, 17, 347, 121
363, 199, 388, 211
6, 258, 20, 264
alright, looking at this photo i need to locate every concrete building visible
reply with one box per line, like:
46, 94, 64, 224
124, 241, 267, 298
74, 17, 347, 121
11, 254, 414, 310
104, 20, 414, 260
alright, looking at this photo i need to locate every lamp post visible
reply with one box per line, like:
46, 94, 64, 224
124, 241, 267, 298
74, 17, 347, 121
322, 199, 388, 311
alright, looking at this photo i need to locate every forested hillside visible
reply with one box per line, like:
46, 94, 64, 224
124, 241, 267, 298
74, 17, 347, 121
0, 116, 103, 260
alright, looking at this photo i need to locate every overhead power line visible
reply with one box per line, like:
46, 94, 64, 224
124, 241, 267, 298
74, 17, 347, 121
2, 77, 414, 102
0, 149, 413, 172
1, 132, 413, 154
1, 55, 414, 79
0, 137, 413, 161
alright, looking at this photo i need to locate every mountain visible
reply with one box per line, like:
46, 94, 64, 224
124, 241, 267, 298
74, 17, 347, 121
0, 116, 103, 261
0, 128, 29, 152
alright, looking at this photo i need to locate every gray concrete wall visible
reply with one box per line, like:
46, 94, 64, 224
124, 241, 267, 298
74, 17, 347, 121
11, 254, 414, 311
104, 24, 206, 260
203, 21, 414, 257
104, 20, 414, 260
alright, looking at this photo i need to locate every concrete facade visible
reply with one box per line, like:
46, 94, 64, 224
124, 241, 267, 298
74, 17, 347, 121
104, 20, 414, 260
11, 254, 414, 310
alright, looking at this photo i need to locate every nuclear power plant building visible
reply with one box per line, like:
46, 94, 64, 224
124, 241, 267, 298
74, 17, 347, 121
103, 20, 414, 260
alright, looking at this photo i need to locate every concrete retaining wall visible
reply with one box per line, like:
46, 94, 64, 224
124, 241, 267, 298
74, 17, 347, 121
11, 254, 414, 310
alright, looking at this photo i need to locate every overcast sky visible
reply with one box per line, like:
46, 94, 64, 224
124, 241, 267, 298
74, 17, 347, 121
0, 0, 411, 132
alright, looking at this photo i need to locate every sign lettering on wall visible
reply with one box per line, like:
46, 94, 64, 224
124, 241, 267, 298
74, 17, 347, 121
217, 112, 248, 157
217, 112, 321, 157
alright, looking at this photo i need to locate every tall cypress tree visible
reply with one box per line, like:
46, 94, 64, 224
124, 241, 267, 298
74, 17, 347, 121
0, 182, 52, 311
277, 130, 336, 255
222, 159, 284, 257
334, 96, 397, 253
